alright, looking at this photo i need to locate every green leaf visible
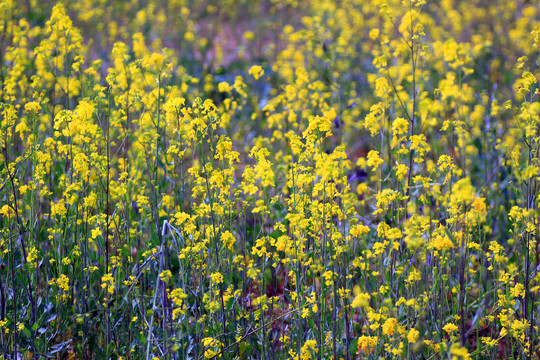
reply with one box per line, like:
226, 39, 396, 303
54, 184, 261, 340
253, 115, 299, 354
22, 327, 31, 338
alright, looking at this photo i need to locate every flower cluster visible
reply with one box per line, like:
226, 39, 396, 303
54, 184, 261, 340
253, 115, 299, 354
0, 0, 539, 359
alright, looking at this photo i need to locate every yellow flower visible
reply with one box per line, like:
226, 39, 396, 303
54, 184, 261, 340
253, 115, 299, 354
357, 336, 378, 355
26, 247, 38, 266
248, 65, 264, 80
210, 272, 223, 284
408, 328, 419, 343
350, 224, 370, 237
149, 52, 164, 69
395, 163, 408, 180
170, 288, 188, 319
91, 228, 102, 239
218, 81, 232, 92
220, 231, 236, 250
159, 270, 173, 283
382, 318, 398, 336
0, 205, 14, 218
367, 150, 383, 171
443, 323, 459, 334
449, 343, 471, 360
369, 28, 379, 40
101, 273, 115, 294
56, 274, 70, 292
24, 101, 41, 114
300, 339, 317, 360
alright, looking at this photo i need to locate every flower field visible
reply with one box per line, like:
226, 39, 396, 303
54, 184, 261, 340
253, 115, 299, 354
0, 0, 539, 359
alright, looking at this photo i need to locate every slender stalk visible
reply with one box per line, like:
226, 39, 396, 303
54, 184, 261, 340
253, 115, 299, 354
3, 144, 38, 359
105, 84, 112, 350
